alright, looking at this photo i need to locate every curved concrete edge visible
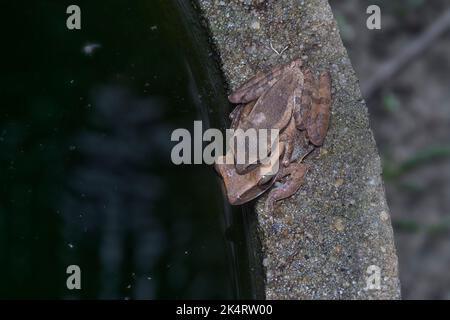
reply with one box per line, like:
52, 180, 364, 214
196, 0, 401, 299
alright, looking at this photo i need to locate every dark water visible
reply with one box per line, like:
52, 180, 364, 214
0, 1, 253, 299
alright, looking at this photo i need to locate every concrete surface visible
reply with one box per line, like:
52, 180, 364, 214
196, 0, 401, 299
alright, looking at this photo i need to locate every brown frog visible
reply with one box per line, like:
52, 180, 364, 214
215, 58, 331, 212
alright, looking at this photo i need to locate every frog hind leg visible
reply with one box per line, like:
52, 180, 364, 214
279, 118, 297, 167
306, 70, 331, 146
265, 162, 309, 213
228, 63, 287, 104
293, 68, 314, 131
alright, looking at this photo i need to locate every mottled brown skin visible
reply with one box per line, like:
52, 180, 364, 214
265, 162, 309, 213
228, 61, 296, 104
216, 59, 332, 211
232, 60, 303, 174
215, 152, 279, 205
215, 102, 293, 205
307, 71, 331, 146
294, 69, 314, 130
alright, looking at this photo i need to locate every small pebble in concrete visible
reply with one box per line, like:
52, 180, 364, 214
250, 20, 261, 30
334, 218, 345, 232
334, 178, 344, 188
380, 210, 389, 222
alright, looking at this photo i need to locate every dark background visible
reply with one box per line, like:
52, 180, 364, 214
330, 0, 450, 299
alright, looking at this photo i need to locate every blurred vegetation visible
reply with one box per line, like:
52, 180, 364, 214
393, 216, 450, 235
383, 146, 450, 180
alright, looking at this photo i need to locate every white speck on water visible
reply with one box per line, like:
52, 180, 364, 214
68, 243, 74, 249
82, 43, 101, 56
150, 25, 158, 31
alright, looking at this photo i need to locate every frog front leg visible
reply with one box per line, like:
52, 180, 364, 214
265, 162, 309, 213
